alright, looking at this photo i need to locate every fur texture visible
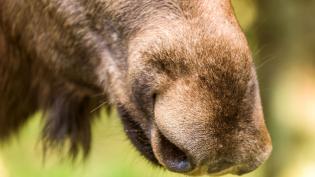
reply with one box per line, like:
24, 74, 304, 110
0, 0, 272, 176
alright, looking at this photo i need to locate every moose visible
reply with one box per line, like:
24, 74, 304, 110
0, 0, 272, 176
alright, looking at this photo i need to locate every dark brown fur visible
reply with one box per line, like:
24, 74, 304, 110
0, 0, 272, 176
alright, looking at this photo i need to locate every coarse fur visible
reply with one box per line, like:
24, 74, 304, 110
0, 0, 272, 176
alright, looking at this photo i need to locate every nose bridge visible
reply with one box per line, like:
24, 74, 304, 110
157, 78, 269, 151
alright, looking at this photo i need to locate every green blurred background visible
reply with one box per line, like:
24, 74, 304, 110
1, 0, 315, 177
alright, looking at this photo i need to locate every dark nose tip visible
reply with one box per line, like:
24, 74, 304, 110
164, 158, 192, 173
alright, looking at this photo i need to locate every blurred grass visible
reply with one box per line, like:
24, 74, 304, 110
0, 154, 8, 177
0, 111, 268, 177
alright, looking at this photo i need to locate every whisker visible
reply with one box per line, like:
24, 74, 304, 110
256, 55, 277, 70
125, 130, 143, 133
252, 46, 264, 58
90, 101, 108, 113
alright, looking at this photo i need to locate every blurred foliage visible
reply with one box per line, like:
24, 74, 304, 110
1, 0, 315, 177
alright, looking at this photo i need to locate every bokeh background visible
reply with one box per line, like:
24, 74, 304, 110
1, 0, 315, 177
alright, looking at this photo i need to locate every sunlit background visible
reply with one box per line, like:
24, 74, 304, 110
1, 0, 315, 177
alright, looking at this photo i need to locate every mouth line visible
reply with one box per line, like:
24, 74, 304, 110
208, 166, 239, 176
184, 162, 242, 176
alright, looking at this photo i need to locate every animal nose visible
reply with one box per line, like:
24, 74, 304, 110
151, 129, 240, 175
151, 123, 271, 175
151, 125, 251, 175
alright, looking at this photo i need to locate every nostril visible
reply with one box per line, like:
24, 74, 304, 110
159, 132, 193, 172
152, 128, 194, 173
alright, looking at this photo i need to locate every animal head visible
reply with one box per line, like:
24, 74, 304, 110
0, 0, 272, 176
113, 1, 272, 175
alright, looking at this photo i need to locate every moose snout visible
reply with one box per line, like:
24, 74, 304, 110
151, 123, 272, 176
151, 81, 273, 176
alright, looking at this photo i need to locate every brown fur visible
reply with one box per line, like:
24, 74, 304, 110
0, 0, 272, 176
